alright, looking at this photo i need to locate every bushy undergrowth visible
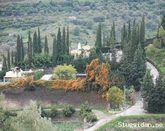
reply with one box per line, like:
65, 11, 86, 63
62, 105, 75, 117
80, 103, 97, 123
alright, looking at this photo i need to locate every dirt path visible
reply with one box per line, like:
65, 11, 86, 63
146, 61, 159, 84
85, 99, 145, 131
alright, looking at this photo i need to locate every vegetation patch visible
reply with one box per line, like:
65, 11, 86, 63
97, 114, 165, 131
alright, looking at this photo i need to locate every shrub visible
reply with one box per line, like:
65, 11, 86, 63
85, 113, 97, 122
41, 108, 52, 118
50, 106, 58, 118
53, 64, 77, 80
33, 71, 44, 80
107, 86, 124, 109
0, 71, 5, 80
10, 101, 57, 131
80, 103, 92, 118
63, 105, 75, 117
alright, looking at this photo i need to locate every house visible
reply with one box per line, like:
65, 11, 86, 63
101, 47, 123, 62
71, 43, 91, 59
3, 67, 33, 82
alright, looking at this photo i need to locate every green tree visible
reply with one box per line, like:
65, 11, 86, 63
53, 64, 77, 80
33, 31, 38, 54
15, 35, 21, 65
131, 19, 137, 56
161, 15, 165, 30
11, 51, 15, 65
140, 16, 146, 54
121, 23, 127, 48
56, 27, 63, 64
37, 27, 42, 53
52, 36, 58, 66
140, 16, 145, 43
44, 36, 49, 55
32, 54, 52, 68
95, 23, 102, 55
73, 57, 89, 73
66, 26, 70, 55
62, 27, 66, 54
107, 86, 124, 109
28, 31, 33, 68
20, 36, 24, 62
141, 70, 154, 100
130, 43, 146, 91
120, 41, 134, 86
7, 49, 11, 70
110, 21, 116, 47
127, 20, 131, 42
147, 77, 165, 113
2, 55, 7, 72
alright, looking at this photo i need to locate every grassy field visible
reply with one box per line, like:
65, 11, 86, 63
55, 122, 83, 131
97, 114, 165, 131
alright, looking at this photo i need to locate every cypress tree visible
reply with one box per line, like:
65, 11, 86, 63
131, 19, 137, 57
57, 28, 62, 64
120, 41, 133, 86
127, 20, 131, 42
16, 35, 21, 65
20, 36, 24, 62
110, 22, 116, 48
95, 23, 102, 54
66, 26, 70, 55
7, 49, 11, 70
62, 27, 66, 54
147, 76, 165, 113
130, 43, 146, 91
33, 31, 38, 54
141, 70, 154, 100
57, 28, 62, 54
44, 36, 49, 55
140, 16, 146, 56
111, 21, 116, 42
52, 36, 57, 66
135, 25, 140, 46
140, 16, 145, 44
28, 31, 33, 68
11, 51, 14, 65
161, 15, 165, 30
2, 55, 7, 72
121, 23, 127, 48
37, 27, 42, 53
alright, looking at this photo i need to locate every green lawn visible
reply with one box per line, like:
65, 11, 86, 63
97, 114, 165, 131
55, 122, 83, 131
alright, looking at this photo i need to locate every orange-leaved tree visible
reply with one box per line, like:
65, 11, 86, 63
85, 59, 110, 92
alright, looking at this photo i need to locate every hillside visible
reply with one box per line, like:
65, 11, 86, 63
0, 0, 164, 51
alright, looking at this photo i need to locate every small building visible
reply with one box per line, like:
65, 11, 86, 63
3, 67, 33, 82
71, 43, 91, 59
